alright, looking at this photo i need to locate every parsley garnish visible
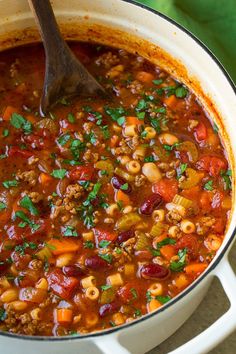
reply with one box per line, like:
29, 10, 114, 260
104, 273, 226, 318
175, 86, 188, 98
20, 195, 39, 216
163, 142, 180, 151
99, 240, 111, 248
0, 202, 6, 210
68, 113, 75, 123
152, 79, 163, 85
101, 284, 112, 291
104, 106, 127, 126
63, 226, 78, 237
15, 242, 37, 256
146, 291, 152, 303
170, 248, 187, 272
177, 163, 188, 179
220, 170, 232, 190
0, 308, 7, 321
130, 288, 138, 300
144, 155, 155, 162
156, 238, 176, 248
51, 169, 67, 179
10, 113, 32, 134
84, 241, 94, 249
14, 210, 40, 233
120, 183, 129, 191
57, 133, 71, 146
3, 129, 9, 137
99, 253, 113, 264
2, 180, 18, 189
213, 122, 219, 133
155, 295, 171, 304
204, 180, 213, 191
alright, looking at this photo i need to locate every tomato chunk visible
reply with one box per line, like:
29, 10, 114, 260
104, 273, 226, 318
194, 122, 207, 142
47, 269, 79, 300
152, 178, 178, 202
175, 234, 199, 260
69, 165, 95, 181
8, 146, 34, 158
197, 155, 227, 177
93, 228, 117, 244
118, 282, 141, 303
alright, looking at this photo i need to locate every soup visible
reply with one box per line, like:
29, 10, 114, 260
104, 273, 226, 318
0, 42, 232, 336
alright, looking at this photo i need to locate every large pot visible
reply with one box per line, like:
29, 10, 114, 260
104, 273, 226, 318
0, 1, 235, 354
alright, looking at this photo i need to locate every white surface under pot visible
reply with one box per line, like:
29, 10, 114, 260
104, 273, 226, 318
0, 1, 235, 354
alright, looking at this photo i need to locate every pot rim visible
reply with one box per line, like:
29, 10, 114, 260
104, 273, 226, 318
0, 0, 235, 342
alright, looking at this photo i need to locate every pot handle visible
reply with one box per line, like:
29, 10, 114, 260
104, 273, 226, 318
94, 335, 131, 354
168, 258, 236, 354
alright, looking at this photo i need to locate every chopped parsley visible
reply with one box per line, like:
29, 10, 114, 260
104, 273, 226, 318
2, 179, 18, 189
63, 226, 78, 237
134, 308, 142, 317
70, 139, 86, 159
51, 169, 67, 179
14, 210, 40, 233
0, 308, 7, 321
177, 163, 188, 179
220, 170, 232, 190
155, 295, 171, 304
104, 106, 127, 126
213, 122, 219, 133
57, 133, 71, 146
163, 142, 180, 151
20, 195, 39, 216
99, 253, 113, 264
10, 113, 32, 134
99, 240, 111, 248
0, 202, 6, 210
146, 291, 152, 303
101, 284, 112, 291
3, 129, 9, 137
130, 288, 138, 300
68, 113, 75, 123
175, 86, 188, 98
120, 183, 129, 191
84, 241, 94, 249
15, 242, 37, 256
204, 180, 214, 191
144, 155, 155, 162
156, 238, 176, 248
170, 248, 187, 272
152, 79, 163, 85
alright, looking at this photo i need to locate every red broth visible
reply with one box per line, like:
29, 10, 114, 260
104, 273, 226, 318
0, 43, 232, 336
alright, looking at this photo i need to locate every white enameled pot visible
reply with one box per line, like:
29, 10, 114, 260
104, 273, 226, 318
0, 1, 235, 354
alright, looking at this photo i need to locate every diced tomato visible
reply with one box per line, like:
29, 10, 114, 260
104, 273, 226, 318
69, 165, 95, 181
93, 228, 117, 244
199, 191, 213, 211
196, 155, 227, 177
6, 219, 47, 242
23, 130, 52, 150
175, 234, 199, 260
8, 146, 34, 158
118, 282, 141, 303
47, 269, 79, 300
152, 178, 178, 202
194, 122, 207, 142
212, 218, 225, 234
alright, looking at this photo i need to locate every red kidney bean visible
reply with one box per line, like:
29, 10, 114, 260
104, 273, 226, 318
140, 263, 170, 280
111, 176, 132, 194
117, 230, 135, 244
139, 193, 163, 215
85, 255, 109, 270
99, 302, 119, 317
62, 265, 85, 277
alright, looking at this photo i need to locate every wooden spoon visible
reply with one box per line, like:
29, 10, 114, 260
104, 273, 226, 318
28, 0, 107, 116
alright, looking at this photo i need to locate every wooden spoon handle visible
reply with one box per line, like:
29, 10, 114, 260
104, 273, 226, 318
28, 0, 69, 61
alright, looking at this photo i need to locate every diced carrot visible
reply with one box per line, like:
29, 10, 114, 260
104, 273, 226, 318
2, 106, 17, 121
147, 299, 162, 313
185, 263, 208, 275
136, 71, 154, 83
163, 95, 179, 109
160, 245, 176, 260
115, 190, 131, 206
152, 178, 178, 202
152, 233, 168, 245
126, 116, 143, 126
47, 239, 81, 255
56, 308, 73, 323
26, 114, 37, 124
110, 135, 119, 148
39, 173, 54, 186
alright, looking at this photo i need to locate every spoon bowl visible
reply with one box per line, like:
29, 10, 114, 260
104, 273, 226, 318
28, 0, 108, 116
